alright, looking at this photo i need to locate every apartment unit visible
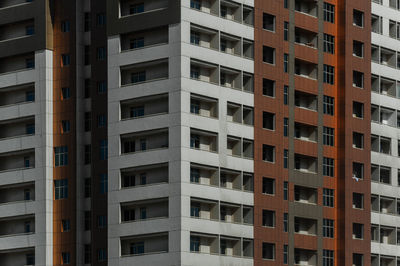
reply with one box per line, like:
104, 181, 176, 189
370, 0, 400, 265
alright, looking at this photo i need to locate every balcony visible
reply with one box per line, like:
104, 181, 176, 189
0, 116, 35, 140
120, 93, 168, 120
190, 0, 219, 16
294, 186, 317, 205
190, 94, 218, 118
220, 202, 241, 223
120, 26, 168, 52
121, 163, 168, 188
120, 128, 168, 154
380, 197, 396, 215
380, 256, 396, 266
190, 59, 219, 84
120, 59, 168, 86
220, 236, 241, 256
294, 122, 317, 142
294, 248, 317, 266
0, 149, 34, 173
0, 0, 33, 9
295, 0, 317, 17
220, 0, 241, 23
220, 67, 241, 90
220, 169, 240, 190
0, 214, 35, 237
190, 163, 218, 186
294, 154, 317, 174
380, 226, 396, 245
295, 27, 317, 49
190, 24, 218, 50
380, 77, 396, 97
295, 90, 317, 111
119, 0, 168, 17
371, 164, 391, 185
190, 198, 218, 220
0, 52, 34, 75
0, 83, 34, 107
220, 33, 241, 57
121, 233, 168, 256
295, 217, 317, 236
190, 232, 218, 254
243, 39, 254, 59
0, 19, 34, 43
0, 182, 34, 205
227, 102, 253, 125
295, 59, 317, 80
380, 48, 396, 68
0, 248, 35, 266
121, 198, 168, 223
226, 137, 253, 159
377, 107, 396, 127
190, 128, 218, 152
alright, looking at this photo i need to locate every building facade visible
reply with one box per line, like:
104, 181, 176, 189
0, 0, 386, 266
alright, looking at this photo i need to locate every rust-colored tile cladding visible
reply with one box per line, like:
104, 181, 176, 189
254, 1, 371, 265
52, 1, 77, 265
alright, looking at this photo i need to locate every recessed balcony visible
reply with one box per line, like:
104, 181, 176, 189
0, 116, 35, 140
120, 128, 168, 154
120, 93, 168, 120
120, 163, 168, 188
120, 59, 168, 86
0, 52, 34, 75
121, 198, 168, 223
0, 83, 34, 107
121, 233, 168, 256
0, 149, 35, 173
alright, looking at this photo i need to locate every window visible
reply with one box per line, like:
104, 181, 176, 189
323, 127, 334, 146
191, 67, 200, 79
84, 45, 90, 65
123, 174, 135, 188
84, 112, 91, 131
100, 139, 107, 160
26, 123, 35, 135
97, 81, 106, 94
262, 243, 275, 260
263, 112, 275, 130
353, 132, 364, 149
283, 181, 288, 200
26, 58, 34, 68
62, 120, 70, 133
97, 13, 106, 26
323, 219, 334, 238
263, 46, 275, 64
189, 236, 201, 253
220, 6, 227, 17
98, 215, 107, 228
130, 3, 144, 14
84, 211, 91, 231
191, 202, 200, 217
25, 221, 31, 233
284, 245, 288, 264
140, 139, 146, 151
97, 47, 106, 61
353, 223, 364, 239
123, 209, 135, 221
62, 219, 70, 232
190, 99, 200, 114
130, 242, 144, 255
353, 71, 364, 88
263, 13, 275, 31
323, 34, 335, 54
26, 254, 35, 266
284, 85, 288, 104
353, 253, 363, 266
323, 64, 334, 84
26, 90, 35, 102
353, 162, 364, 181
130, 106, 145, 118
62, 87, 70, 99
323, 188, 334, 207
97, 114, 106, 128
100, 173, 107, 194
55, 146, 68, 166
323, 2, 335, 23
284, 149, 288, 169
263, 145, 275, 162
123, 140, 135, 153
323, 96, 334, 115
190, 134, 200, 149
24, 189, 31, 200
353, 9, 364, 27
131, 71, 146, 83
190, 31, 200, 45
190, 0, 201, 10
84, 144, 91, 165
62, 252, 70, 264
26, 25, 34, 35
323, 157, 334, 177
24, 156, 30, 168
263, 78, 275, 97
61, 21, 70, 32
84, 12, 90, 32
130, 37, 144, 49
353, 101, 363, 118
353, 40, 364, 57
262, 210, 275, 227
353, 193, 364, 209
62, 54, 70, 66
323, 250, 334, 266
84, 79, 90, 98
262, 177, 275, 195
98, 248, 107, 261
283, 118, 288, 137
283, 213, 288, 232
84, 244, 91, 264
190, 168, 200, 183
55, 179, 68, 199
284, 21, 288, 41
284, 54, 288, 72
84, 178, 91, 198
